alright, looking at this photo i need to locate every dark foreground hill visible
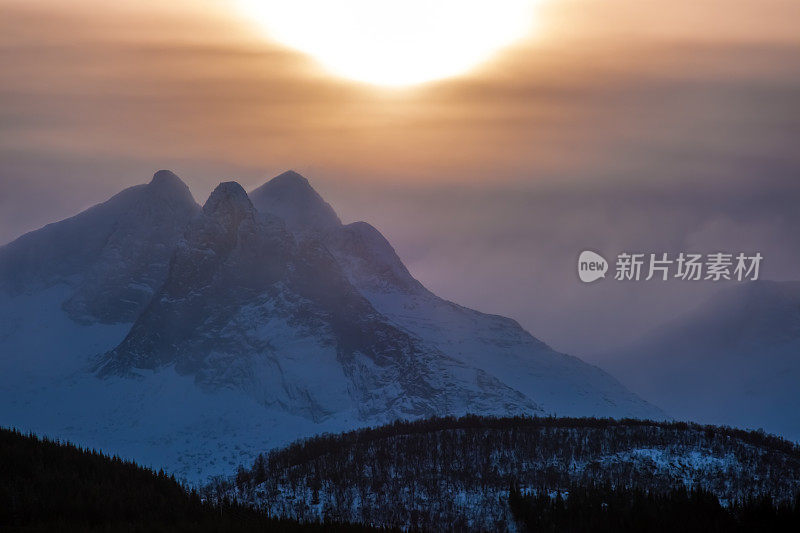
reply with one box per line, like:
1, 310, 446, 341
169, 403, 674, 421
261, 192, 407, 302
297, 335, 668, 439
3, 419, 799, 532
0, 427, 376, 532
210, 415, 800, 531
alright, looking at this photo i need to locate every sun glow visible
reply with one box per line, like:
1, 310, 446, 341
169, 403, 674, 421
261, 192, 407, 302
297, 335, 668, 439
235, 0, 540, 86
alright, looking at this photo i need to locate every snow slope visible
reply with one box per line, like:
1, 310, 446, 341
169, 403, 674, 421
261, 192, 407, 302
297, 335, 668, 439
99, 181, 536, 422
254, 173, 662, 419
0, 169, 199, 323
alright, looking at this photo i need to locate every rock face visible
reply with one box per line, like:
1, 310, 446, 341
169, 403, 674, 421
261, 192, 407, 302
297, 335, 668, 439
250, 172, 662, 420
99, 180, 539, 422
248, 170, 341, 235
0, 170, 199, 323
0, 169, 663, 483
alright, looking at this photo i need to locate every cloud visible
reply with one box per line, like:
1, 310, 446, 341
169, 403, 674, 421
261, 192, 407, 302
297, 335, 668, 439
1, 0, 799, 359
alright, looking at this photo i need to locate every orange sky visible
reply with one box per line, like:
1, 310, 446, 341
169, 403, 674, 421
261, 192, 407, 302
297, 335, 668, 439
2, 0, 799, 193
2, 0, 799, 353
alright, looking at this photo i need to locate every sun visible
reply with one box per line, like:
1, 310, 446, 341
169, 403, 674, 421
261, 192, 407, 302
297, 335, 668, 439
235, 0, 540, 86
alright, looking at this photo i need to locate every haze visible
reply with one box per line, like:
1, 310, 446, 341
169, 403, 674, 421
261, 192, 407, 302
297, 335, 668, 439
1, 0, 799, 357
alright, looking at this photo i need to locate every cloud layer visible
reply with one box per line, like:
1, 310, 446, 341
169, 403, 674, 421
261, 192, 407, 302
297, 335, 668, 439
1, 0, 799, 357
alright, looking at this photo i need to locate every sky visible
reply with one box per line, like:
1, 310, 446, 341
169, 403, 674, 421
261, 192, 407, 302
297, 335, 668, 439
1, 0, 799, 357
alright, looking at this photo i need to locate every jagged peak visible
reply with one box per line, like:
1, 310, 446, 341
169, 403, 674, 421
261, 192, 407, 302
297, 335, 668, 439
147, 169, 195, 204
203, 181, 255, 221
269, 170, 310, 187
150, 169, 183, 187
252, 170, 318, 199
250, 170, 341, 234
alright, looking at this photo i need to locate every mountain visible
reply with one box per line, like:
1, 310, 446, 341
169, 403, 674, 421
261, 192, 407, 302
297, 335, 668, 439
212, 415, 800, 531
98, 180, 536, 422
0, 169, 661, 483
249, 170, 341, 235
0, 169, 199, 324
603, 281, 800, 442
250, 172, 659, 419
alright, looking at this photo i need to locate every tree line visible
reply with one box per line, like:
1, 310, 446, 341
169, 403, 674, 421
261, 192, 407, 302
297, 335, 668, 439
213, 415, 800, 531
0, 427, 382, 532
508, 483, 800, 532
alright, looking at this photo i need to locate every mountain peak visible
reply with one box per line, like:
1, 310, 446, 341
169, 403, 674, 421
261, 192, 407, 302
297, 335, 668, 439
150, 169, 183, 187
203, 181, 255, 222
147, 169, 195, 204
250, 171, 341, 235
270, 170, 310, 187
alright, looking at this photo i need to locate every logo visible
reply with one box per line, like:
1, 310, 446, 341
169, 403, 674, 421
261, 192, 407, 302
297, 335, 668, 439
577, 250, 762, 284
578, 250, 608, 283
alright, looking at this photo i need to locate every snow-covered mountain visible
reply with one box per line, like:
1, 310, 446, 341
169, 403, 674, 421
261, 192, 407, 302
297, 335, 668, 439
604, 281, 800, 442
250, 171, 660, 419
98, 180, 536, 422
0, 170, 662, 483
0, 170, 198, 323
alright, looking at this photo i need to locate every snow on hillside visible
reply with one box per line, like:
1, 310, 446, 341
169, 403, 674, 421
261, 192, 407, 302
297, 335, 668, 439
1, 170, 663, 484
212, 416, 800, 531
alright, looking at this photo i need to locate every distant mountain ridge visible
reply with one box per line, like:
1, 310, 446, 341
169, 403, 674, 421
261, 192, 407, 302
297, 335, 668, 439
604, 280, 800, 442
0, 169, 662, 482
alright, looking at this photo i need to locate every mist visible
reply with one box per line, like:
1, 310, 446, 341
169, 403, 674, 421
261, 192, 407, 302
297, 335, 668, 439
2, 0, 799, 358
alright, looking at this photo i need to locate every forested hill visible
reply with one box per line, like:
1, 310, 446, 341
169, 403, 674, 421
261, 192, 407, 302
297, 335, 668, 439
0, 427, 376, 532
213, 415, 800, 531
